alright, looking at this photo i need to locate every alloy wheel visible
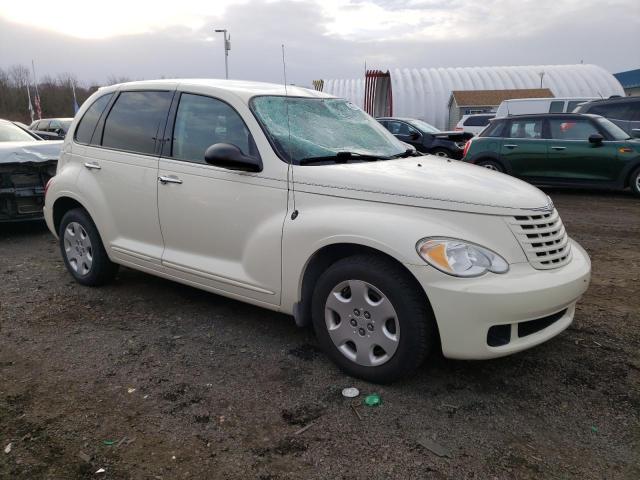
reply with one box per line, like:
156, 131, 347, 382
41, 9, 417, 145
63, 222, 93, 276
324, 279, 400, 366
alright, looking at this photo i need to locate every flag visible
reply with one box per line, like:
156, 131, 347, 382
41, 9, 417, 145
71, 82, 79, 114
26, 83, 35, 123
34, 91, 42, 120
31, 60, 42, 120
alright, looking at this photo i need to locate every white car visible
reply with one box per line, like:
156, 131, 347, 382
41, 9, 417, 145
455, 114, 495, 135
495, 97, 597, 118
44, 80, 591, 383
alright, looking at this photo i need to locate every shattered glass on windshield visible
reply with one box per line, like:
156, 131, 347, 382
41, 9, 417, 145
250, 96, 406, 164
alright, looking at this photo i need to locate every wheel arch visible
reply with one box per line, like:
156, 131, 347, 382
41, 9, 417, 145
623, 159, 640, 188
293, 242, 436, 334
471, 155, 511, 174
52, 196, 90, 235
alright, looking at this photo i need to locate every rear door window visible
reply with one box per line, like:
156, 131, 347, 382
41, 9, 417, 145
102, 91, 173, 155
171, 93, 254, 163
549, 118, 599, 140
75, 94, 113, 145
508, 119, 543, 139
385, 121, 418, 136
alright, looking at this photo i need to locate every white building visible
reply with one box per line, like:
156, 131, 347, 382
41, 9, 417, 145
319, 64, 624, 130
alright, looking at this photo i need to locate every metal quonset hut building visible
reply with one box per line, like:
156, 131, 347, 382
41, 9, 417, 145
320, 64, 624, 130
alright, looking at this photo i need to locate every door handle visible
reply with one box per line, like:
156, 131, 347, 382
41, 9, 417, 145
158, 175, 183, 185
84, 162, 101, 170
504, 144, 518, 149
550, 146, 566, 151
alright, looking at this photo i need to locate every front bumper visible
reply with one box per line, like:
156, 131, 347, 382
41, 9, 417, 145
406, 239, 591, 360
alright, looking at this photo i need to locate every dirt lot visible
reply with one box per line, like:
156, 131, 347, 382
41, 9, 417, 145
1, 189, 639, 479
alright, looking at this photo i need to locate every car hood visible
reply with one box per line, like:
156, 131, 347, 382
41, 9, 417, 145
292, 156, 552, 215
0, 141, 63, 164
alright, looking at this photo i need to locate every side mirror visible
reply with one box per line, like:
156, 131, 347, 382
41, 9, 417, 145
204, 143, 262, 172
410, 131, 421, 141
588, 133, 604, 145
631, 128, 640, 139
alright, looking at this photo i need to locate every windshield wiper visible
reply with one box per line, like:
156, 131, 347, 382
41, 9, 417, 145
299, 151, 390, 165
390, 148, 416, 158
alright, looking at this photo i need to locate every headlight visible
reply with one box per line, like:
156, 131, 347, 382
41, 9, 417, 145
416, 238, 509, 277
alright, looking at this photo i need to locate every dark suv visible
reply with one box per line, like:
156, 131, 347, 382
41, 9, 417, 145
377, 117, 472, 159
462, 113, 640, 196
573, 97, 640, 136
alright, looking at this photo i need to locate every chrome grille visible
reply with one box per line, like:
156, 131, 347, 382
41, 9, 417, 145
508, 209, 571, 270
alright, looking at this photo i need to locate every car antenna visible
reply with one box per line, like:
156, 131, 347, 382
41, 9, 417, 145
282, 43, 298, 219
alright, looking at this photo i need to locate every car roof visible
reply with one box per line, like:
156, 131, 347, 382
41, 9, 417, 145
376, 117, 423, 122
580, 96, 638, 106
491, 113, 602, 121
38, 118, 74, 121
501, 97, 596, 103
99, 79, 334, 102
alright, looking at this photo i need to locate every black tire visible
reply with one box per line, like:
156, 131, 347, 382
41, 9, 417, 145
475, 159, 505, 173
630, 166, 640, 197
311, 254, 435, 383
430, 148, 452, 158
58, 208, 118, 286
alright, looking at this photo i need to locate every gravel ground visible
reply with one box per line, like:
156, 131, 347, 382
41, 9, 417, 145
1, 189, 639, 479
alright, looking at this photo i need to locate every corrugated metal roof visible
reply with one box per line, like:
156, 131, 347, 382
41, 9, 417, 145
450, 88, 554, 107
614, 69, 640, 89
323, 64, 624, 129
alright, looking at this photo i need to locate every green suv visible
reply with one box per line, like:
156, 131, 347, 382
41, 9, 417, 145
462, 113, 640, 196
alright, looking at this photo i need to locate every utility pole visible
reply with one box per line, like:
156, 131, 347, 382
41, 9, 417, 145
214, 29, 230, 79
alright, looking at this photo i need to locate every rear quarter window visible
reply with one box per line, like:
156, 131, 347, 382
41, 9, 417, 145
479, 121, 505, 137
549, 101, 565, 113
75, 94, 113, 145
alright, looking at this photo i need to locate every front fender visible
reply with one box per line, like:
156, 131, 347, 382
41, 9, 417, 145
279, 192, 527, 314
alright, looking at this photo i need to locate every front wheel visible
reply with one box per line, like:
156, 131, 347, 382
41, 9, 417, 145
311, 255, 435, 383
59, 208, 119, 286
630, 167, 640, 197
476, 159, 505, 173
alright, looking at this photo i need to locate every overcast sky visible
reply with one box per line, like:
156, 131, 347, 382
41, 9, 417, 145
0, 0, 638, 87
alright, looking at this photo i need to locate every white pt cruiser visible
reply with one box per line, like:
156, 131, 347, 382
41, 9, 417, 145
44, 80, 591, 383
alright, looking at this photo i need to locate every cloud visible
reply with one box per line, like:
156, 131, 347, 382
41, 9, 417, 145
0, 0, 637, 87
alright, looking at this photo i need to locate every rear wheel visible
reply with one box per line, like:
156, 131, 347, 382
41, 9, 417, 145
476, 159, 504, 173
430, 148, 452, 158
630, 167, 640, 197
311, 255, 435, 383
59, 208, 118, 286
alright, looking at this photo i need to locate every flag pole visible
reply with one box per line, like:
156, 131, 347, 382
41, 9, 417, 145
26, 82, 34, 123
31, 59, 42, 120
71, 81, 79, 114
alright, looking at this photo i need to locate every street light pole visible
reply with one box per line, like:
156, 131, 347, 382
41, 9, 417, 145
214, 29, 230, 79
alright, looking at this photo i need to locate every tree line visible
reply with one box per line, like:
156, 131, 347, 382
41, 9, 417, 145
0, 64, 131, 124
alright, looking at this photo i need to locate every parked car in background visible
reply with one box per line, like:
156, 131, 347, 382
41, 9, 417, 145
462, 113, 640, 196
377, 117, 472, 158
29, 117, 73, 140
45, 80, 591, 383
1, 118, 42, 142
0, 119, 61, 221
495, 97, 597, 118
455, 113, 495, 135
573, 96, 640, 136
